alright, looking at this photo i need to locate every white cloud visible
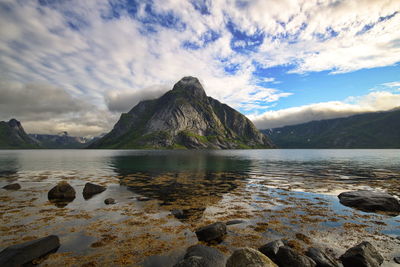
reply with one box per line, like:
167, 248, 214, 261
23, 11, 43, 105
250, 91, 400, 129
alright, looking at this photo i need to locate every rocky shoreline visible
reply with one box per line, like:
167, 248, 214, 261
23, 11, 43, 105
1, 180, 399, 266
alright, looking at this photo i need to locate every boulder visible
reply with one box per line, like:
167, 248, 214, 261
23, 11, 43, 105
276, 246, 316, 267
195, 222, 226, 243
306, 247, 341, 267
340, 241, 384, 267
0, 235, 60, 266
226, 247, 278, 267
394, 257, 400, 264
48, 181, 76, 202
83, 182, 106, 199
338, 190, 400, 214
2, 183, 21, 190
104, 198, 115, 205
259, 240, 284, 262
173, 244, 225, 267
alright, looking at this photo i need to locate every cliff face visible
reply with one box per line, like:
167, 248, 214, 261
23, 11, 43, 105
0, 119, 39, 149
91, 76, 274, 149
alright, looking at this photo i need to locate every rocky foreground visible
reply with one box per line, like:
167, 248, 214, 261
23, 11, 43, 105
1, 180, 399, 266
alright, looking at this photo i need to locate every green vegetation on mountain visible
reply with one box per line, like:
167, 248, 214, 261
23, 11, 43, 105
90, 76, 274, 149
263, 109, 400, 148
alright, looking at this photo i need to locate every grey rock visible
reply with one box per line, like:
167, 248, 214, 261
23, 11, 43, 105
394, 257, 400, 264
306, 247, 341, 267
276, 246, 317, 267
226, 220, 245, 225
173, 244, 225, 267
171, 209, 185, 219
83, 182, 106, 199
338, 190, 400, 214
48, 182, 76, 201
226, 247, 278, 267
258, 240, 284, 262
2, 183, 21, 190
104, 198, 115, 205
195, 222, 226, 243
0, 235, 60, 267
340, 241, 384, 267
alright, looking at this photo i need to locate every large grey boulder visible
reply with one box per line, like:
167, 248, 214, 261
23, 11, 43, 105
306, 247, 341, 267
338, 190, 400, 214
173, 244, 225, 267
48, 182, 76, 202
276, 246, 316, 267
258, 240, 284, 262
339, 241, 384, 267
0, 235, 60, 267
226, 247, 278, 267
195, 222, 226, 243
83, 182, 106, 199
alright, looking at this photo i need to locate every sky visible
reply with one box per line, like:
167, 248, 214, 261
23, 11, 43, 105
0, 0, 399, 136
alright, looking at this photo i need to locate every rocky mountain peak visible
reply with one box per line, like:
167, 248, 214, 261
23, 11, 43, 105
8, 119, 23, 131
171, 76, 207, 99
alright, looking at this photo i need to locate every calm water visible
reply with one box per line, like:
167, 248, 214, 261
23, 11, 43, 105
0, 149, 399, 266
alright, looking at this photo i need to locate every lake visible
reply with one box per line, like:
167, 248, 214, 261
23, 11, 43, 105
0, 149, 399, 266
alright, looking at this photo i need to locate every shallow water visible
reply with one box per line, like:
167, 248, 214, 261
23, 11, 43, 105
0, 149, 399, 266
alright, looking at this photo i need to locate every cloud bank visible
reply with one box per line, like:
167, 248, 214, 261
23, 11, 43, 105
251, 91, 400, 129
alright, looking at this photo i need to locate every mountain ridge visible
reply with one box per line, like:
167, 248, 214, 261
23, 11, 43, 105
263, 109, 400, 148
0, 119, 39, 149
90, 76, 274, 149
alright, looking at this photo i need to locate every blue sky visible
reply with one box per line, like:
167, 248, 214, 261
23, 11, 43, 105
0, 0, 399, 135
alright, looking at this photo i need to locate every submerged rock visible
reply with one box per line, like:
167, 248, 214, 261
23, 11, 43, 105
173, 244, 225, 267
259, 240, 284, 262
338, 190, 400, 214
394, 257, 400, 264
137, 196, 151, 201
195, 222, 226, 243
226, 247, 278, 267
2, 183, 21, 190
171, 209, 185, 219
83, 182, 106, 199
276, 246, 316, 267
0, 235, 60, 266
104, 198, 115, 205
226, 219, 245, 225
340, 241, 383, 267
306, 247, 341, 267
48, 181, 76, 203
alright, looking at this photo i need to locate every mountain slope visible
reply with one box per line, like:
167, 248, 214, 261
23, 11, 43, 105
263, 109, 400, 148
29, 132, 93, 149
0, 119, 39, 149
90, 76, 274, 149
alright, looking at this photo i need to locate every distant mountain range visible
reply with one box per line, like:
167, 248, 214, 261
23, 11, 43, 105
89, 76, 274, 149
263, 109, 400, 148
0, 119, 96, 149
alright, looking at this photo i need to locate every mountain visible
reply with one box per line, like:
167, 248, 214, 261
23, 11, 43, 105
263, 109, 400, 148
90, 76, 274, 149
29, 132, 93, 149
0, 119, 39, 149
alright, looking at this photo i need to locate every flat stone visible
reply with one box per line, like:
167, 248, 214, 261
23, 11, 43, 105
104, 198, 115, 205
195, 222, 226, 243
83, 183, 106, 199
0, 235, 60, 266
173, 244, 225, 267
226, 247, 278, 267
340, 241, 384, 267
306, 247, 341, 267
259, 240, 284, 262
276, 246, 316, 267
2, 183, 21, 190
226, 220, 245, 225
338, 190, 400, 214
